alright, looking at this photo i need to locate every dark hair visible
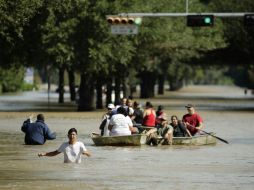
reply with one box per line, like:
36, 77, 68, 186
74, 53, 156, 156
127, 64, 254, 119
157, 105, 164, 111
68, 128, 78, 135
37, 114, 45, 121
145, 101, 153, 108
133, 101, 138, 107
117, 106, 128, 116
171, 115, 178, 120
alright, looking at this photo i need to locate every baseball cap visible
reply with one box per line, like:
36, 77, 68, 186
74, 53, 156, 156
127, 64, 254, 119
107, 103, 115, 109
185, 104, 194, 108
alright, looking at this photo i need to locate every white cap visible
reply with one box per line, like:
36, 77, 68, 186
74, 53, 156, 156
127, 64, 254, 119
107, 103, 115, 109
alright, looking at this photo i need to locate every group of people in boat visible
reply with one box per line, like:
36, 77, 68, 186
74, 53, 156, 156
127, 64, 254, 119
20, 99, 203, 163
99, 97, 204, 145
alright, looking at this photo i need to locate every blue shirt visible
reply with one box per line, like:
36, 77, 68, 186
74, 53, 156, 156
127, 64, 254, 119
21, 119, 56, 145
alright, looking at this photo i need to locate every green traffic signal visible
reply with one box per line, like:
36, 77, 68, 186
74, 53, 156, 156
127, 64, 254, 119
134, 17, 142, 25
204, 17, 211, 24
187, 15, 214, 27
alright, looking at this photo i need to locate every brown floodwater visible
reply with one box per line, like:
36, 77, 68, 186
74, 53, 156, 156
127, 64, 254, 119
0, 85, 254, 190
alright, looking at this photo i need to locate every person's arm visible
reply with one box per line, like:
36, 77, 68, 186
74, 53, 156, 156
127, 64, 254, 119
180, 122, 192, 137
82, 150, 91, 157
195, 122, 203, 130
21, 119, 31, 133
143, 109, 147, 118
129, 126, 138, 133
44, 124, 56, 140
38, 150, 61, 157
108, 116, 114, 131
186, 129, 192, 137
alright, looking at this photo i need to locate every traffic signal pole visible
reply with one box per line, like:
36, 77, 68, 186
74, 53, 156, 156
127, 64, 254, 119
117, 13, 253, 18
106, 13, 254, 34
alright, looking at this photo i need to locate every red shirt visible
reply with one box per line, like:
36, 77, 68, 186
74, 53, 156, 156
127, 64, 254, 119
143, 112, 156, 127
182, 113, 203, 135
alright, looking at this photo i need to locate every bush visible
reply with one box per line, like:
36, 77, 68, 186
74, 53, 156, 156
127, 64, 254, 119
0, 66, 24, 93
21, 83, 38, 91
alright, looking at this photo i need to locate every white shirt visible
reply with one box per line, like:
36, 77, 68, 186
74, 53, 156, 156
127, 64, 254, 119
57, 141, 87, 163
109, 114, 132, 136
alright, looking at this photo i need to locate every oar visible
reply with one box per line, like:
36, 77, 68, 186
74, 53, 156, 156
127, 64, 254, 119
200, 130, 229, 144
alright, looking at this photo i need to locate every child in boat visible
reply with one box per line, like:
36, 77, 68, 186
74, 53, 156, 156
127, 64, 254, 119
38, 128, 91, 163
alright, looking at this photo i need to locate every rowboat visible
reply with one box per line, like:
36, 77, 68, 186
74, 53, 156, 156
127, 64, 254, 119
90, 133, 147, 146
142, 126, 218, 145
167, 134, 217, 145
90, 132, 217, 146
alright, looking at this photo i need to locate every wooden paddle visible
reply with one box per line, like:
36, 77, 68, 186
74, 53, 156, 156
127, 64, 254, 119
200, 130, 229, 144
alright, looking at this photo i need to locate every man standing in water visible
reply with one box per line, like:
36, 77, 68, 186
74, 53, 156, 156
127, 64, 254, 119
182, 104, 203, 136
21, 114, 56, 145
38, 128, 91, 163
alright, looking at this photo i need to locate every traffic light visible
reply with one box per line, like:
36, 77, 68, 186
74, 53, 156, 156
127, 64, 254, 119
106, 16, 142, 25
187, 15, 214, 27
244, 14, 254, 27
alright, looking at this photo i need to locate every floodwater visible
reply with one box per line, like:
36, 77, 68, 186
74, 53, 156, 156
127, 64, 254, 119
0, 85, 254, 190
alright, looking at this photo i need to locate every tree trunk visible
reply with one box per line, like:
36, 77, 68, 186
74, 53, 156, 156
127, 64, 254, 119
140, 71, 156, 98
169, 79, 183, 91
68, 68, 76, 101
78, 74, 95, 111
114, 78, 121, 105
58, 67, 65, 103
96, 79, 103, 109
123, 77, 130, 98
158, 74, 165, 95
106, 78, 113, 106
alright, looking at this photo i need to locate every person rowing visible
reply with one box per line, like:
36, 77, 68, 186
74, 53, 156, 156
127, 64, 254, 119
182, 104, 203, 136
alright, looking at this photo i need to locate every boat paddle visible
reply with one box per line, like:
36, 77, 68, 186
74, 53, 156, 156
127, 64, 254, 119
200, 130, 229, 144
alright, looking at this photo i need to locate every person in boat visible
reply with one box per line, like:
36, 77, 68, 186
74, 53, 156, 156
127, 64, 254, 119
155, 105, 167, 127
126, 98, 133, 108
146, 115, 173, 145
132, 101, 143, 125
115, 97, 128, 110
142, 101, 156, 127
99, 103, 115, 136
127, 106, 139, 134
21, 114, 56, 145
38, 128, 91, 163
108, 106, 137, 136
170, 115, 191, 137
182, 104, 203, 136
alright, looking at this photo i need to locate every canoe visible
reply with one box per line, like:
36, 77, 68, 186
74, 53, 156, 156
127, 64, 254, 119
90, 133, 147, 146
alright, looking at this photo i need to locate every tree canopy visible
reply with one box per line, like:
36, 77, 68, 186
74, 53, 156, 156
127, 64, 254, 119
0, 0, 253, 107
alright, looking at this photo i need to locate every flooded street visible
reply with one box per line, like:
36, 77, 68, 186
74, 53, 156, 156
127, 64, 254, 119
0, 85, 254, 190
